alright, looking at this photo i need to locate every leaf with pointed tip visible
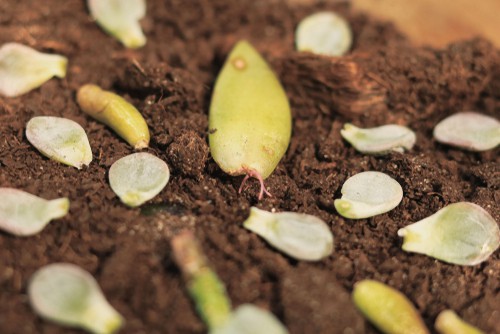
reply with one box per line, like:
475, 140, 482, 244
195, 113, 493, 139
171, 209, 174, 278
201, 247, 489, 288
335, 171, 403, 219
26, 116, 93, 169
109, 152, 170, 207
0, 43, 67, 97
433, 112, 500, 151
341, 123, 416, 155
29, 263, 124, 334
88, 0, 146, 48
398, 202, 499, 265
295, 11, 352, 57
243, 207, 333, 261
212, 304, 289, 334
0, 188, 69, 236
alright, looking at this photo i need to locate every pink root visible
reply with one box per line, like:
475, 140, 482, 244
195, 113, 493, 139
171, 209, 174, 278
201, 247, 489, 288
238, 169, 272, 200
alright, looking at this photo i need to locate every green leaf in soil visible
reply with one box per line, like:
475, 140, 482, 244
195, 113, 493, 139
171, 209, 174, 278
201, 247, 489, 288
26, 116, 93, 169
77, 84, 150, 149
435, 310, 485, 334
28, 263, 124, 334
334, 171, 403, 219
208, 40, 292, 200
243, 207, 334, 261
87, 0, 146, 48
433, 112, 500, 151
353, 279, 429, 334
341, 123, 416, 155
0, 43, 67, 97
109, 152, 170, 207
295, 11, 352, 57
0, 188, 69, 237
397, 202, 499, 265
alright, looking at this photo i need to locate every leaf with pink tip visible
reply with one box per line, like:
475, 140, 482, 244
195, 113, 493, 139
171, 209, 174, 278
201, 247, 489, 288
433, 112, 500, 151
0, 188, 69, 236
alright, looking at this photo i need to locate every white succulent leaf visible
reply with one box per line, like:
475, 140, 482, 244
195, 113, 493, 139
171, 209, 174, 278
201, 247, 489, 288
433, 112, 500, 151
28, 263, 124, 334
398, 202, 499, 265
243, 207, 334, 261
0, 188, 69, 236
109, 152, 170, 207
0, 43, 67, 97
26, 116, 93, 169
341, 123, 416, 155
296, 11, 352, 57
335, 171, 403, 219
88, 0, 147, 48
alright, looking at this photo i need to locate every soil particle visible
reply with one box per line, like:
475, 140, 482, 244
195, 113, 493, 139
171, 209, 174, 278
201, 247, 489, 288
0, 1, 499, 334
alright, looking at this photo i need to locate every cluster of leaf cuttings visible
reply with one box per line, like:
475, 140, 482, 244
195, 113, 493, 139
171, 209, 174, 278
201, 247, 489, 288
0, 188, 69, 237
335, 171, 403, 219
77, 84, 150, 149
171, 231, 232, 330
87, 0, 146, 48
397, 202, 499, 265
353, 280, 429, 334
341, 123, 416, 155
242, 207, 334, 261
435, 310, 484, 334
295, 11, 352, 57
26, 116, 93, 169
0, 43, 67, 97
109, 153, 170, 207
28, 263, 123, 334
433, 112, 500, 151
212, 304, 289, 334
208, 40, 292, 200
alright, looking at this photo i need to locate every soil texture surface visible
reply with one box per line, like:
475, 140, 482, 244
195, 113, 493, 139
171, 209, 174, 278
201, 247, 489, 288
0, 1, 499, 333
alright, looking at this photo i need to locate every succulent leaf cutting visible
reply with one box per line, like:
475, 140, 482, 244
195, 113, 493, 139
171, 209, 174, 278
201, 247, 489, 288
0, 43, 67, 97
208, 40, 292, 200
0, 188, 69, 237
398, 202, 499, 265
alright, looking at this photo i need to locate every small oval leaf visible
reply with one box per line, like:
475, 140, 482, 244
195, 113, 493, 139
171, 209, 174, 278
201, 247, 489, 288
335, 171, 403, 219
341, 123, 416, 155
295, 11, 352, 57
26, 116, 93, 169
213, 304, 289, 334
397, 202, 499, 265
28, 263, 124, 334
433, 112, 500, 151
243, 207, 334, 261
435, 310, 485, 334
88, 0, 146, 48
353, 280, 429, 334
0, 43, 67, 97
0, 188, 69, 236
109, 152, 170, 207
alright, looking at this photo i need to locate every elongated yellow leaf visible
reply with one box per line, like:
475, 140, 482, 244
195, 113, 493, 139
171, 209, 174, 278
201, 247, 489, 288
208, 41, 291, 199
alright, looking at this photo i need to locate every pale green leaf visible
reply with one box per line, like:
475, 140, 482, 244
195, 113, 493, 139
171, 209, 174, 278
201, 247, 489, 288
88, 0, 146, 48
243, 207, 333, 261
435, 310, 484, 334
335, 171, 403, 219
353, 280, 429, 334
211, 304, 288, 334
433, 112, 500, 151
0, 188, 69, 237
28, 263, 123, 334
296, 11, 352, 57
0, 43, 67, 97
26, 116, 93, 169
109, 152, 170, 207
341, 123, 416, 155
398, 202, 499, 265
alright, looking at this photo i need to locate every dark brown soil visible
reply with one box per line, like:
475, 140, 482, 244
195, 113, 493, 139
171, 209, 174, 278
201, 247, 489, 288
0, 1, 499, 333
